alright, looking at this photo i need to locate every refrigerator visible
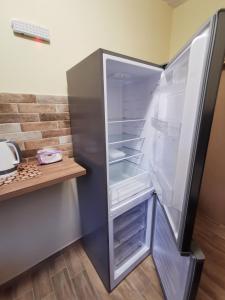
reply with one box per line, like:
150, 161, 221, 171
67, 10, 225, 300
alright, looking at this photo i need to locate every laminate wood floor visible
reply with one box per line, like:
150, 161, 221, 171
194, 212, 225, 300
0, 241, 163, 300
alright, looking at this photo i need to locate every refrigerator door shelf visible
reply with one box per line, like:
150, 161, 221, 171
151, 117, 181, 138
151, 166, 174, 208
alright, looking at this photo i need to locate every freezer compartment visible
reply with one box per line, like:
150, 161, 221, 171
114, 208, 147, 248
110, 197, 154, 287
113, 201, 147, 268
114, 229, 146, 268
114, 202, 146, 233
109, 161, 151, 206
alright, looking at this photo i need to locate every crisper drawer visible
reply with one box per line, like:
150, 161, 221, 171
109, 160, 151, 206
113, 201, 147, 268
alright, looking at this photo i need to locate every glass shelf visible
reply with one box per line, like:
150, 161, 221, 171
108, 133, 144, 145
109, 146, 143, 164
108, 118, 146, 124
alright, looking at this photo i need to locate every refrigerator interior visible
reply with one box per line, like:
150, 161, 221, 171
104, 57, 162, 208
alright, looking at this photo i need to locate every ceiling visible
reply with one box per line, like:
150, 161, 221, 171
163, 0, 187, 7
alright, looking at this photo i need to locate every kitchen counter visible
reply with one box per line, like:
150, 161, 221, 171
0, 158, 86, 202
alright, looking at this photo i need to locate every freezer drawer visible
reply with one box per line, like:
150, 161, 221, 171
152, 200, 204, 300
114, 201, 147, 267
110, 196, 154, 288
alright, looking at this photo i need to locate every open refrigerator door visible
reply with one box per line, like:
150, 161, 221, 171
150, 24, 211, 242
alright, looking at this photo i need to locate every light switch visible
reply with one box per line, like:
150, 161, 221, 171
11, 19, 50, 42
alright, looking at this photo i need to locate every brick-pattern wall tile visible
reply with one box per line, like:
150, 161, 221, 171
24, 137, 59, 150
56, 143, 73, 152
0, 104, 18, 113
56, 104, 69, 113
21, 149, 38, 158
17, 141, 25, 151
0, 123, 21, 133
42, 128, 71, 138
58, 120, 71, 128
59, 135, 72, 144
0, 93, 36, 103
0, 131, 42, 142
36, 95, 68, 104
40, 113, 69, 121
0, 93, 74, 159
0, 114, 40, 123
18, 104, 56, 113
21, 121, 58, 132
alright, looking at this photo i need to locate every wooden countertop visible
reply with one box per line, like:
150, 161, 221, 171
0, 158, 86, 202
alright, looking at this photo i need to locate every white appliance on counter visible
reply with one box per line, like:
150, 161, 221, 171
0, 139, 22, 178
67, 10, 225, 300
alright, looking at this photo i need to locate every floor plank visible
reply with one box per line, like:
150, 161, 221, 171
16, 290, 35, 300
12, 275, 33, 300
51, 269, 77, 300
0, 241, 163, 300
72, 270, 99, 300
1, 211, 225, 300
32, 267, 53, 300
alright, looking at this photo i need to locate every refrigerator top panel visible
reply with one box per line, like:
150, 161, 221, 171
151, 10, 225, 252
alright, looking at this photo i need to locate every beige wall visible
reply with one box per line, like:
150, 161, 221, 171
169, 0, 225, 57
0, 0, 172, 95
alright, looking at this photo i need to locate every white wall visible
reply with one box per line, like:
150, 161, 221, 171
169, 0, 225, 57
0, 180, 80, 284
0, 0, 172, 95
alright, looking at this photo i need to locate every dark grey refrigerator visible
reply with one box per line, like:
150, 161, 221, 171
67, 10, 225, 299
